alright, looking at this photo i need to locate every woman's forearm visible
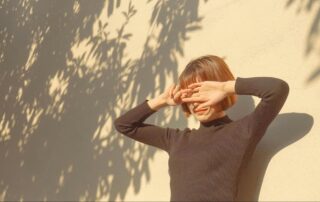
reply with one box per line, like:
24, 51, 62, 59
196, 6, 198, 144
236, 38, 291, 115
147, 96, 168, 111
228, 76, 289, 135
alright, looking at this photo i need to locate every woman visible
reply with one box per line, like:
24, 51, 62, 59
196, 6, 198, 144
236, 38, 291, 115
114, 55, 289, 201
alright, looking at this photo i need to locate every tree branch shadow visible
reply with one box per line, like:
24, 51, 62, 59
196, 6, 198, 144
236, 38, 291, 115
285, 0, 320, 85
0, 0, 206, 201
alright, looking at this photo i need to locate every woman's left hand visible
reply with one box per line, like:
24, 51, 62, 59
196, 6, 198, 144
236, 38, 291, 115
181, 81, 228, 110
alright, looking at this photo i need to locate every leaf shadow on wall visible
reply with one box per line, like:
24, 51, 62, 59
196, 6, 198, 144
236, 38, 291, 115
0, 0, 107, 201
0, 0, 206, 201
285, 0, 320, 85
111, 0, 206, 201
228, 95, 313, 201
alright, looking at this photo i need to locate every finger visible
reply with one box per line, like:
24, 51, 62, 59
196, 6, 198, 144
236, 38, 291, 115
172, 84, 179, 98
180, 88, 193, 93
169, 84, 175, 98
191, 92, 200, 97
172, 84, 180, 95
173, 90, 182, 100
181, 90, 193, 98
191, 87, 200, 92
179, 89, 193, 96
181, 96, 204, 103
168, 85, 172, 98
174, 89, 190, 101
197, 102, 210, 109
188, 82, 201, 89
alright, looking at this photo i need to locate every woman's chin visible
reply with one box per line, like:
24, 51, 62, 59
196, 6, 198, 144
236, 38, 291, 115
194, 108, 226, 122
194, 108, 212, 119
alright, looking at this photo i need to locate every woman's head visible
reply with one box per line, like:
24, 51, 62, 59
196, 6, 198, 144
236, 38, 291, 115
178, 54, 237, 121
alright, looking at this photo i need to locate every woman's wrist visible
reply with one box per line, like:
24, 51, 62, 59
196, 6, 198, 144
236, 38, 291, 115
147, 96, 168, 111
222, 80, 236, 95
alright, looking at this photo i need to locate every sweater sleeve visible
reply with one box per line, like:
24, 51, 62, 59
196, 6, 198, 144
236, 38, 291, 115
234, 77, 290, 137
113, 99, 180, 154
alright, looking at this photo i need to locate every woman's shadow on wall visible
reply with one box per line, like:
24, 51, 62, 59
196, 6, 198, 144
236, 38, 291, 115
227, 94, 314, 201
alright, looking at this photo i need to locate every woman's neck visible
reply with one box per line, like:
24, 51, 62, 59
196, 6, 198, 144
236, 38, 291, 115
202, 110, 226, 123
199, 111, 232, 129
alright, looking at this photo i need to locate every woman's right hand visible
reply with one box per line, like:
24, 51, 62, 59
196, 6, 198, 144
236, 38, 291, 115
159, 83, 192, 106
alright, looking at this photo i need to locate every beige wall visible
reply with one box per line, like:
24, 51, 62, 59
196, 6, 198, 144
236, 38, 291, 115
0, 0, 319, 201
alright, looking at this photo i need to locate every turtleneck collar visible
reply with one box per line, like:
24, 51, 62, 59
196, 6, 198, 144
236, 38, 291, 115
199, 114, 233, 130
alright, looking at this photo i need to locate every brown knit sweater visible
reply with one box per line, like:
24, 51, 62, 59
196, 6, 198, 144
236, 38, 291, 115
114, 77, 289, 201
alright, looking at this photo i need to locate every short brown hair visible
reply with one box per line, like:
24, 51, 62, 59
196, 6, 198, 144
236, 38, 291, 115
178, 54, 238, 118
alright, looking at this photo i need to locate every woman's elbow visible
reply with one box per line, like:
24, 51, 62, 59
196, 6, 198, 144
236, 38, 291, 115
113, 118, 133, 135
278, 79, 290, 96
273, 79, 290, 101
113, 118, 123, 133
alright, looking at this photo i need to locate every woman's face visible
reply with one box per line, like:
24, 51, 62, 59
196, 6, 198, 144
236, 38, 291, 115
184, 77, 226, 122
186, 102, 224, 122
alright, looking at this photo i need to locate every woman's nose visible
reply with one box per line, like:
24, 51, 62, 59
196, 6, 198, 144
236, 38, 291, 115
193, 102, 200, 108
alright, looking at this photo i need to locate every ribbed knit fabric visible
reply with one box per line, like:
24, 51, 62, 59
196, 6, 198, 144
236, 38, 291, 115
114, 77, 289, 201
